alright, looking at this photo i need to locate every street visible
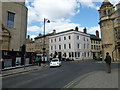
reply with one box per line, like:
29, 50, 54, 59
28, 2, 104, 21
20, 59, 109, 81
2, 60, 119, 88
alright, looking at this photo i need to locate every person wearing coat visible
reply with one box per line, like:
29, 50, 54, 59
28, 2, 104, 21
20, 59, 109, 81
35, 57, 39, 65
104, 52, 111, 73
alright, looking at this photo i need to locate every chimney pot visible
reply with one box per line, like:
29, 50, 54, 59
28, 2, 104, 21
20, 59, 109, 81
96, 30, 99, 37
75, 26, 79, 31
83, 27, 87, 33
39, 33, 42, 36
53, 29, 56, 34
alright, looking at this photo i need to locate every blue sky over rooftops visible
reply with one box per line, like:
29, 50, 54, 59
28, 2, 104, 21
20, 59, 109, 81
26, 0, 119, 39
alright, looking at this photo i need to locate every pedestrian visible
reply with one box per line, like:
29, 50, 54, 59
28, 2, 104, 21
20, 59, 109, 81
38, 57, 41, 66
104, 52, 111, 73
35, 56, 39, 65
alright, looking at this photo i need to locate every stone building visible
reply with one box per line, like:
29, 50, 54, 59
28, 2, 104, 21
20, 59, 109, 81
49, 27, 92, 61
98, 0, 120, 61
34, 31, 55, 59
89, 30, 102, 60
0, 1, 28, 51
26, 35, 35, 52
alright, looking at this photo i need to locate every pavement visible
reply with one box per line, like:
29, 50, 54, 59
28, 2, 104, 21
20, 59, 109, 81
64, 67, 119, 88
0, 64, 48, 77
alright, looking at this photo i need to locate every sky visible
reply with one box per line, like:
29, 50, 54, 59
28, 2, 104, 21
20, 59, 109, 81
25, 0, 120, 39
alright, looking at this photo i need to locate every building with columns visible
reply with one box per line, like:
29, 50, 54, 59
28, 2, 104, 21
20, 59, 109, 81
0, 1, 28, 51
49, 27, 92, 60
98, 0, 120, 61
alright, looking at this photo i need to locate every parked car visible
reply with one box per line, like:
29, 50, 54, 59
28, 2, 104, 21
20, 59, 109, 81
50, 58, 61, 67
65, 58, 74, 61
99, 55, 102, 61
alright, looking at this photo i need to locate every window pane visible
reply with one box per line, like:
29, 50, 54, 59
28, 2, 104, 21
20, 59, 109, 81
75, 52, 77, 57
69, 44, 71, 49
69, 52, 71, 57
64, 37, 66, 40
64, 44, 66, 49
54, 38, 56, 42
59, 45, 61, 50
59, 38, 61, 41
55, 45, 56, 50
78, 52, 80, 57
69, 36, 71, 39
7, 12, 15, 28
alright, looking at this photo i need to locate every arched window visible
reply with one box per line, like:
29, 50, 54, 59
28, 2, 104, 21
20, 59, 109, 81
104, 10, 106, 16
108, 10, 111, 15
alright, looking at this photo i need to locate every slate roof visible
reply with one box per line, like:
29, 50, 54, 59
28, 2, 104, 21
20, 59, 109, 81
89, 34, 101, 41
34, 33, 54, 39
51, 29, 89, 36
100, 0, 113, 9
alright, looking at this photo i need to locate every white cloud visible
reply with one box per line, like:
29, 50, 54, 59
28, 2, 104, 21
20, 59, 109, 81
77, 0, 119, 10
30, 35, 36, 40
26, 0, 120, 24
26, 0, 119, 38
27, 25, 41, 33
28, 19, 81, 34
87, 26, 100, 34
26, 0, 80, 23
87, 25, 101, 37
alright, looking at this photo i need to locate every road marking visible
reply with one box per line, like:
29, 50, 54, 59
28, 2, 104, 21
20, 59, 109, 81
63, 71, 97, 89
2, 65, 48, 78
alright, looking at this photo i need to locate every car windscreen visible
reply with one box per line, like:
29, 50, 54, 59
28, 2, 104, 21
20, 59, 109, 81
51, 60, 59, 62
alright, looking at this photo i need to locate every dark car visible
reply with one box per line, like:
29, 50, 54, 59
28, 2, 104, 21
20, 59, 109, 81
65, 58, 74, 61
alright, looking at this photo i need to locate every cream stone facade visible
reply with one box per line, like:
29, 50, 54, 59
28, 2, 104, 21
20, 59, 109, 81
26, 36, 35, 52
98, 0, 120, 61
90, 33, 102, 60
0, 2, 28, 51
34, 32, 55, 59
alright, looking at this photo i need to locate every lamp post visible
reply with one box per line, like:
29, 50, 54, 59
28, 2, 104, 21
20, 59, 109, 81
43, 18, 50, 64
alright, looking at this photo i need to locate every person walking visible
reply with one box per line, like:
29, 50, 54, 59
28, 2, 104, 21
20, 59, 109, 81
104, 52, 111, 73
35, 56, 39, 65
38, 57, 41, 66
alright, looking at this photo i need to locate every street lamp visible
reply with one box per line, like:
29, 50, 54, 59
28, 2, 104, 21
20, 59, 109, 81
43, 18, 50, 64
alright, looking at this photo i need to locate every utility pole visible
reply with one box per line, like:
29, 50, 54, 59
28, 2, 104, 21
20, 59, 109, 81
43, 18, 50, 64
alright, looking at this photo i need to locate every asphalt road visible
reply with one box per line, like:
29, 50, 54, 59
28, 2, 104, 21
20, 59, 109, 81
2, 60, 119, 88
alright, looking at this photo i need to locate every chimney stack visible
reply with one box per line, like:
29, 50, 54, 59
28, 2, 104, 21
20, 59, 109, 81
53, 29, 56, 34
39, 33, 42, 36
75, 26, 79, 31
83, 27, 87, 34
96, 30, 99, 37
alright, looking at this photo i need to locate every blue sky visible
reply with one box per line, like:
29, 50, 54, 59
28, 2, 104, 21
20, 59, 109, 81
25, 0, 119, 39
